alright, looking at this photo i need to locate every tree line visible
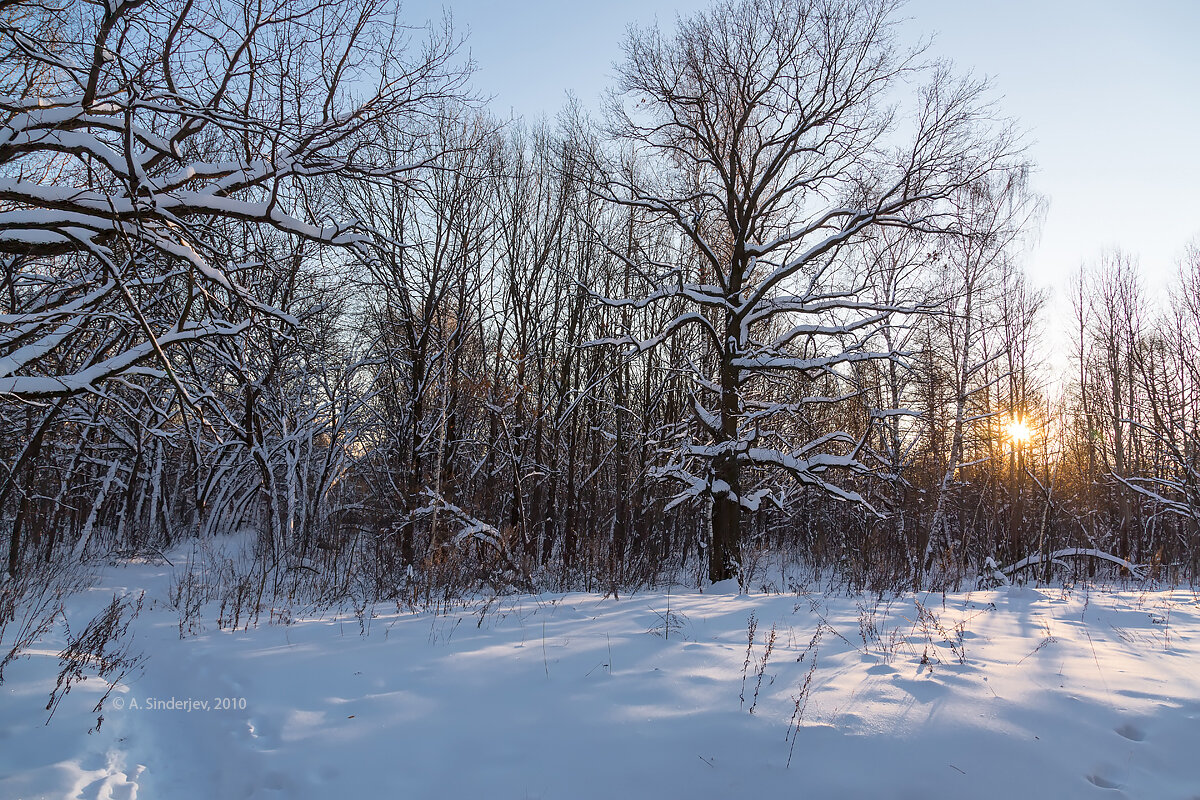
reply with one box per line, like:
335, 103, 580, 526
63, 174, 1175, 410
2, 0, 1196, 605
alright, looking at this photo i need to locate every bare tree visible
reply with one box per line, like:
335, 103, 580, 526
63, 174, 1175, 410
591, 0, 1017, 582
1116, 244, 1200, 572
921, 169, 1043, 584
0, 0, 470, 571
0, 0, 467, 399
1076, 250, 1147, 561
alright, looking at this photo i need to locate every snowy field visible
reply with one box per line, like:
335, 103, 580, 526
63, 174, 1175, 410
3, 546, 1200, 799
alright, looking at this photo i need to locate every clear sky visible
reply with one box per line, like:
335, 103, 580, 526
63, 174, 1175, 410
406, 0, 1200, 343
902, 0, 1200, 343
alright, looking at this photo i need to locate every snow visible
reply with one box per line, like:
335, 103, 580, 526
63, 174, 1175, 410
3, 548, 1200, 799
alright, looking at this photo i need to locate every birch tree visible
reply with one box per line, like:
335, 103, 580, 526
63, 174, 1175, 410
921, 170, 1042, 584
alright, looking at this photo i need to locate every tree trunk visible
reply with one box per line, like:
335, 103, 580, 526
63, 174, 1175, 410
710, 336, 742, 583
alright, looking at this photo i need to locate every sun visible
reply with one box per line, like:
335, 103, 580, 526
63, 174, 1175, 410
1006, 418, 1033, 444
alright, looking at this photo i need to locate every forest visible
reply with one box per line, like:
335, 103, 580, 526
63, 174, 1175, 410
3, 0, 1198, 612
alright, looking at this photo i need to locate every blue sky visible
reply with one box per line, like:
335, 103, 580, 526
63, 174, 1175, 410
406, 0, 1200, 335
904, 1, 1200, 310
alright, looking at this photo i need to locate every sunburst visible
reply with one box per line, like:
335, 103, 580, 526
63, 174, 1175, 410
1006, 418, 1033, 444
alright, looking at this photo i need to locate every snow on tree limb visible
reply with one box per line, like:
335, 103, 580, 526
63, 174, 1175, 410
1001, 548, 1145, 581
0, 0, 470, 402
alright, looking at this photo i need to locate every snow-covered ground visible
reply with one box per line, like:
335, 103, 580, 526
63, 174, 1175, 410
3, 544, 1200, 799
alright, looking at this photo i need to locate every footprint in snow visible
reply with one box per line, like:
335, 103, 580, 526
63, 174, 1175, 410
1086, 771, 1124, 792
1113, 722, 1145, 742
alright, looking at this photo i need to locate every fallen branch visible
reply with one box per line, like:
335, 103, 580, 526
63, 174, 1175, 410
1000, 548, 1145, 581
